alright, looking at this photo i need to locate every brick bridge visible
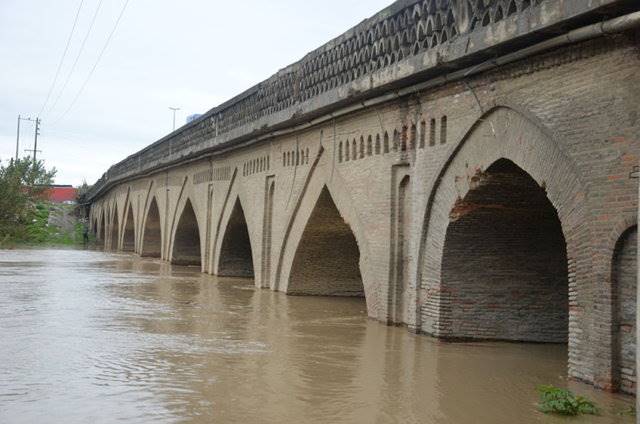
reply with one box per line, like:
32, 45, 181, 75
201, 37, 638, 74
86, 0, 640, 394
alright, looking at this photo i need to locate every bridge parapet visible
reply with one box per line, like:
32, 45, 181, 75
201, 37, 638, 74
87, 0, 629, 200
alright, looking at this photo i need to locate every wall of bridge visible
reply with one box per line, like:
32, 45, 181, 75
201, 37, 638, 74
89, 33, 640, 393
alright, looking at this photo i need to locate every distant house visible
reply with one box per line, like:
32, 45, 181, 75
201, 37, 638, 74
46, 185, 77, 204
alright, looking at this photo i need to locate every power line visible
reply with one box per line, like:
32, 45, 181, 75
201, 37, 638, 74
38, 0, 85, 117
45, 0, 104, 118
52, 0, 131, 126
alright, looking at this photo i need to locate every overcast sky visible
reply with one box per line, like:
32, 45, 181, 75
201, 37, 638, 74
0, 0, 391, 186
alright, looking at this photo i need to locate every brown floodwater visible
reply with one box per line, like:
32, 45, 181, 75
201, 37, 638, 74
0, 249, 634, 423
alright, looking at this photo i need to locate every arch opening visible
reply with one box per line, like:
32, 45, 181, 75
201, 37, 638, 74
288, 186, 363, 297
218, 198, 254, 277
171, 199, 201, 266
612, 225, 637, 395
122, 205, 135, 252
141, 197, 162, 257
110, 205, 119, 251
440, 159, 568, 342
99, 213, 106, 247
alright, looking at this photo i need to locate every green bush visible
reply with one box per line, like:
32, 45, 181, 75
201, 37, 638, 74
537, 385, 598, 416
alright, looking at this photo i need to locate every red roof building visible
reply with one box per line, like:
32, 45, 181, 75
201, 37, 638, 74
47, 185, 77, 203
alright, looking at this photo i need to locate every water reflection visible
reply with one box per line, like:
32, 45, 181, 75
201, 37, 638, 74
0, 250, 633, 423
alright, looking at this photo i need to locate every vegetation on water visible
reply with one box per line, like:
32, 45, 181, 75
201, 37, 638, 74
537, 385, 599, 416
0, 157, 86, 247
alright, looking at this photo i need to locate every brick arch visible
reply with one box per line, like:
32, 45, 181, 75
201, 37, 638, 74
610, 223, 637, 394
275, 147, 376, 313
140, 195, 162, 258
110, 202, 120, 251
164, 176, 206, 266
415, 106, 591, 378
98, 207, 106, 245
216, 196, 254, 277
121, 189, 135, 252
210, 172, 260, 278
169, 196, 203, 266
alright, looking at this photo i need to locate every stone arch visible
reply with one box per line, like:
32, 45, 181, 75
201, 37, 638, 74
416, 106, 589, 372
110, 203, 119, 250
288, 186, 363, 297
141, 196, 162, 257
171, 198, 201, 266
217, 197, 254, 277
611, 225, 637, 394
122, 202, 135, 252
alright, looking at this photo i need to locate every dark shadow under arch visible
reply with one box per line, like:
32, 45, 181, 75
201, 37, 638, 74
288, 186, 363, 297
99, 213, 106, 247
141, 197, 162, 257
171, 199, 201, 266
218, 198, 254, 277
612, 225, 637, 394
440, 159, 568, 342
122, 205, 135, 252
110, 205, 119, 251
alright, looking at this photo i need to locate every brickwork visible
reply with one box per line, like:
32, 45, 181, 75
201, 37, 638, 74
613, 226, 637, 394
441, 159, 568, 342
218, 199, 254, 277
171, 200, 201, 266
122, 206, 135, 252
88, 24, 640, 393
140, 197, 161, 257
288, 187, 363, 297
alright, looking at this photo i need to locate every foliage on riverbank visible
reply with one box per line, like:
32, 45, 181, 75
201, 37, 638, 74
537, 385, 599, 416
0, 158, 85, 247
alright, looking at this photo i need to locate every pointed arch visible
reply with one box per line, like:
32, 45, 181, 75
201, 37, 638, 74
612, 225, 637, 394
141, 196, 162, 257
440, 159, 568, 342
171, 198, 201, 266
110, 203, 119, 250
217, 197, 254, 277
287, 186, 363, 297
275, 147, 374, 311
415, 106, 589, 377
122, 202, 135, 252
99, 209, 106, 247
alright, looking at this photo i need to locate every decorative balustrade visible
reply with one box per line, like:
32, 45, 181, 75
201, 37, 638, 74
87, 0, 550, 199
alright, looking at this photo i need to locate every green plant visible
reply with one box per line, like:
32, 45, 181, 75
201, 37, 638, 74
537, 385, 599, 416
0, 157, 56, 244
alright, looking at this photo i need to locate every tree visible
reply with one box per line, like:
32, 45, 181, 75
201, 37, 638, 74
0, 157, 57, 243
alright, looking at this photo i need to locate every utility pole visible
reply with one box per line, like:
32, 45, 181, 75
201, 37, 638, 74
169, 107, 180, 131
24, 117, 42, 165
33, 118, 40, 163
16, 115, 37, 161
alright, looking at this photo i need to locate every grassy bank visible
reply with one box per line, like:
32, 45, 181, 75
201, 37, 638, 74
0, 202, 88, 248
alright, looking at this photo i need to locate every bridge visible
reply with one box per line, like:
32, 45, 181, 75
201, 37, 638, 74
85, 0, 640, 395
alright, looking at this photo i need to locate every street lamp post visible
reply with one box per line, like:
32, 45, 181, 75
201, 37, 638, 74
169, 107, 180, 131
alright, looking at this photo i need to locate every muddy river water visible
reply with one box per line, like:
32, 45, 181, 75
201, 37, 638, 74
0, 249, 634, 423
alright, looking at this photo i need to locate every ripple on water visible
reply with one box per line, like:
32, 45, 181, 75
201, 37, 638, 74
0, 249, 634, 424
